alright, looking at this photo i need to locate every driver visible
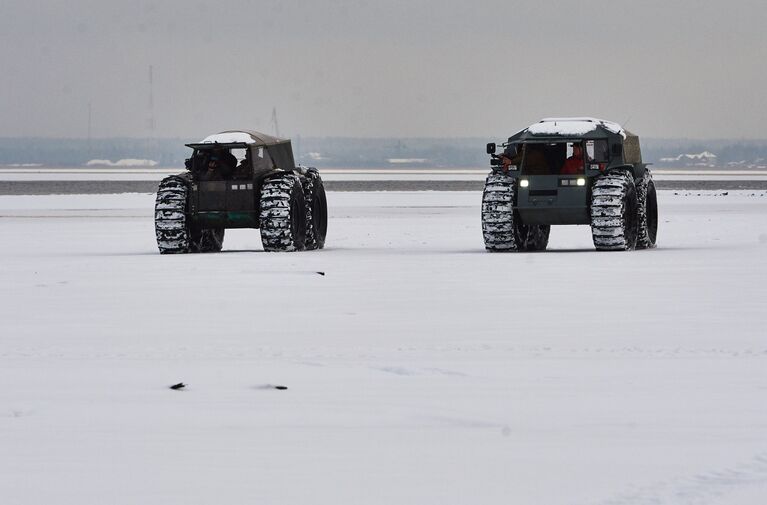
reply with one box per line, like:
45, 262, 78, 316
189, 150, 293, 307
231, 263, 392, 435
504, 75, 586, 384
561, 143, 585, 174
200, 149, 237, 180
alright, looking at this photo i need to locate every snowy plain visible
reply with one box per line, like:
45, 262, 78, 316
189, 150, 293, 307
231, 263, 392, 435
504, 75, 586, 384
1, 190, 767, 505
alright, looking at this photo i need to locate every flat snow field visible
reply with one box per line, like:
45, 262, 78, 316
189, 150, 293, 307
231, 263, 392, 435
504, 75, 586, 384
1, 190, 767, 505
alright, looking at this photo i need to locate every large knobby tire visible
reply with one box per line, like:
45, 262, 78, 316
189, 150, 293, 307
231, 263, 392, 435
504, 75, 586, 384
155, 176, 192, 254
154, 176, 226, 254
591, 171, 639, 251
302, 169, 328, 250
259, 173, 307, 252
481, 173, 550, 252
636, 170, 658, 249
524, 225, 550, 251
198, 228, 225, 253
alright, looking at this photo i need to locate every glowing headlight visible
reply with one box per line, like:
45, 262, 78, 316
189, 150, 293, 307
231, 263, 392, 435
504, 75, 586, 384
576, 178, 586, 186
519, 179, 529, 188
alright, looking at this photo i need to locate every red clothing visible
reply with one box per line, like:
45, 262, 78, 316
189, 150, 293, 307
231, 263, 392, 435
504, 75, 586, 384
561, 155, 584, 174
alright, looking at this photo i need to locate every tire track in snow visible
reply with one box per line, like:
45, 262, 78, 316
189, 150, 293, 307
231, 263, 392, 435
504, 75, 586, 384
591, 453, 767, 505
3, 346, 766, 360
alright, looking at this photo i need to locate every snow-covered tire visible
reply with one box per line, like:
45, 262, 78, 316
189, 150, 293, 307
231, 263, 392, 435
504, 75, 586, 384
590, 171, 639, 251
482, 174, 518, 251
199, 228, 225, 252
635, 170, 658, 249
481, 173, 550, 252
301, 169, 328, 250
155, 176, 192, 254
524, 225, 550, 251
259, 173, 307, 252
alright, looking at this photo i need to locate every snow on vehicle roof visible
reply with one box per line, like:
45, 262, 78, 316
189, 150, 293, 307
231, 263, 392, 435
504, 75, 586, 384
527, 118, 626, 138
198, 130, 288, 146
200, 132, 259, 144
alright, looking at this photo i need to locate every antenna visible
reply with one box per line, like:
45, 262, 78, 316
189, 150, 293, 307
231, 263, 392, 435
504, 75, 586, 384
270, 107, 280, 137
148, 65, 155, 137
87, 102, 92, 155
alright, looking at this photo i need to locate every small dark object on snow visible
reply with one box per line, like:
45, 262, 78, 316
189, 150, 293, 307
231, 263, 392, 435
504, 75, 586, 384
170, 382, 186, 390
316, 271, 325, 276
274, 385, 288, 390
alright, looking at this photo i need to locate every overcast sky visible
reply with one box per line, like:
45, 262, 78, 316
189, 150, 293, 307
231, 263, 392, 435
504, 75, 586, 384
1, 0, 765, 139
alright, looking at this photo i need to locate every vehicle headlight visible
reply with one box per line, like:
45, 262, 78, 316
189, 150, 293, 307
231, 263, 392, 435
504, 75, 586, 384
576, 178, 586, 186
519, 179, 529, 188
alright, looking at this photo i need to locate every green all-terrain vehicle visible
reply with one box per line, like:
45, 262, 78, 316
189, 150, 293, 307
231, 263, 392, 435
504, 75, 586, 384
483, 118, 658, 251
154, 130, 327, 254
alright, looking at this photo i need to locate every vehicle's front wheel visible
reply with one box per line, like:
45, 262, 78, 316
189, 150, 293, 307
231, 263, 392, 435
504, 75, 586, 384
155, 176, 192, 254
482, 173, 550, 252
259, 173, 307, 252
196, 228, 225, 252
590, 171, 639, 251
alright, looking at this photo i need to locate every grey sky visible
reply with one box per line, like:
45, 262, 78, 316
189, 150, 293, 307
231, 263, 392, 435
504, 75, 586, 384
1, 0, 765, 139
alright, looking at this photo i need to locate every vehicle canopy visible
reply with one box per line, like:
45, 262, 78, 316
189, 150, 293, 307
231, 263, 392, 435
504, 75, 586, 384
186, 130, 296, 171
507, 118, 642, 165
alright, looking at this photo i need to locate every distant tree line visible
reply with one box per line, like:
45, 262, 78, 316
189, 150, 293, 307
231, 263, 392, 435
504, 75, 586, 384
1, 137, 766, 168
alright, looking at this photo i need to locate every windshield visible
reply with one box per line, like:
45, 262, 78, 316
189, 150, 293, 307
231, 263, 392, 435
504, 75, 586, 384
520, 140, 607, 175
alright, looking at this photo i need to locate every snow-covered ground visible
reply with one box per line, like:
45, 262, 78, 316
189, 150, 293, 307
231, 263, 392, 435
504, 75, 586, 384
1, 190, 767, 505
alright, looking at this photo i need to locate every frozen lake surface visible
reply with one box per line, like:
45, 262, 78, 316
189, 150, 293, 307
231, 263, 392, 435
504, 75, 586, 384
1, 190, 767, 504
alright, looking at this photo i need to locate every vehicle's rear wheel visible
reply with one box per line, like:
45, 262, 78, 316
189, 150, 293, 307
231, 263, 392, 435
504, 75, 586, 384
155, 176, 192, 254
636, 170, 658, 249
524, 225, 550, 251
590, 171, 639, 251
198, 228, 225, 252
259, 173, 307, 252
302, 169, 328, 250
482, 173, 550, 252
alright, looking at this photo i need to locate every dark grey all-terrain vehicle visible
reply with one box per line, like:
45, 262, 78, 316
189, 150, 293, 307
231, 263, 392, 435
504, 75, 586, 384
483, 118, 658, 251
154, 131, 327, 253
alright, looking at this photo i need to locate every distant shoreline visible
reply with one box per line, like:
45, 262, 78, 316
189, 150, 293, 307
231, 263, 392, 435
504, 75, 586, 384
1, 179, 766, 195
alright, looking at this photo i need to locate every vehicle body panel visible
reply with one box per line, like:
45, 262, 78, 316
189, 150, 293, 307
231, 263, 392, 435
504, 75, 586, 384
516, 175, 591, 225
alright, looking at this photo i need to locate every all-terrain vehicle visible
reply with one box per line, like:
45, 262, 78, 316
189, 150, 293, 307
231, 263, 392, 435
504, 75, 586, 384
154, 130, 327, 253
483, 118, 658, 251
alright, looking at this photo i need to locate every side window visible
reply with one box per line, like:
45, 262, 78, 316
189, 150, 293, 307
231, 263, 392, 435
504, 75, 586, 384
252, 147, 273, 171
231, 148, 246, 163
586, 140, 608, 162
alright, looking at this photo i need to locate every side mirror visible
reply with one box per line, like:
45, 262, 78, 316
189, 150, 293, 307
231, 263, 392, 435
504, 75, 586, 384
486, 142, 496, 155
